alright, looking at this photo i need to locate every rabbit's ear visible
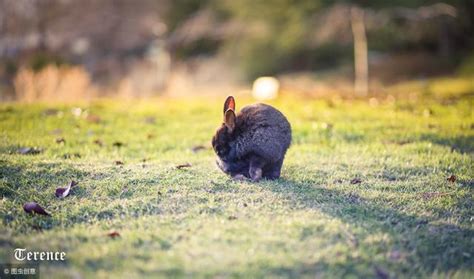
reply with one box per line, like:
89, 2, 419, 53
224, 109, 236, 132
223, 96, 235, 114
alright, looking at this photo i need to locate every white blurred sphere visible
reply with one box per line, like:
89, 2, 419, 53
252, 77, 279, 100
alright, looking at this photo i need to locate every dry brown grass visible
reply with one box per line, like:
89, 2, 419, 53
13, 65, 97, 103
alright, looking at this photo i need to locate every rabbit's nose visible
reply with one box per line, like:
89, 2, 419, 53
216, 159, 228, 171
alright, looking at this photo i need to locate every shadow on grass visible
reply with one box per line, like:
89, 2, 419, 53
0, 161, 89, 199
261, 178, 474, 277
0, 160, 163, 232
420, 133, 474, 154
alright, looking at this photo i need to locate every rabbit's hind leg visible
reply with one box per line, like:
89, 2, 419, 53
249, 155, 266, 182
263, 159, 283, 180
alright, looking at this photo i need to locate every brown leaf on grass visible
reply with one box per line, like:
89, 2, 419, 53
107, 231, 121, 238
147, 134, 155, 140
23, 202, 50, 216
18, 147, 42, 155
350, 178, 362, 184
447, 175, 456, 183
93, 139, 104, 147
228, 216, 238, 220
374, 266, 389, 279
86, 114, 101, 123
55, 137, 66, 144
114, 160, 124, 165
55, 181, 78, 198
176, 163, 192, 169
191, 145, 207, 153
112, 141, 124, 148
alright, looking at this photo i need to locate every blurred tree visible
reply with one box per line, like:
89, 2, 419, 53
351, 6, 368, 96
217, 0, 324, 79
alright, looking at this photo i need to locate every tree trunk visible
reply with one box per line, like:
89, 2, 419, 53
351, 6, 368, 96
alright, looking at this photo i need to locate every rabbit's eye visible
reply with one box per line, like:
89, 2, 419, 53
217, 147, 227, 156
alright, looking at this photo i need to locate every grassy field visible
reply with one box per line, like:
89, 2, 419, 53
0, 77, 473, 278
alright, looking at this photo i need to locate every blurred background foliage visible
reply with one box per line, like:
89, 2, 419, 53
0, 0, 473, 101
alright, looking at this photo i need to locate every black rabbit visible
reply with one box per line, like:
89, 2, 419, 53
212, 96, 291, 181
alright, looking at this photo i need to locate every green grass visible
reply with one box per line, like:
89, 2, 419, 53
0, 79, 473, 278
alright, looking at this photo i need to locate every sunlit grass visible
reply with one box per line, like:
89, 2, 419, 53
0, 77, 473, 278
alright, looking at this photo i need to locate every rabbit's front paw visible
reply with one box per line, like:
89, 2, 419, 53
249, 167, 262, 182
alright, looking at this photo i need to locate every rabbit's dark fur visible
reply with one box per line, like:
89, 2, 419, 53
212, 96, 291, 181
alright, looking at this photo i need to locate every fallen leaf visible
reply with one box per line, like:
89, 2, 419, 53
228, 216, 238, 220
191, 145, 206, 153
374, 266, 389, 279
55, 181, 78, 198
176, 163, 192, 169
114, 160, 124, 165
55, 137, 66, 144
93, 139, 104, 147
350, 178, 362, 184
107, 231, 120, 238
18, 147, 42, 155
112, 141, 124, 148
23, 202, 50, 216
447, 175, 456, 183
147, 134, 155, 140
